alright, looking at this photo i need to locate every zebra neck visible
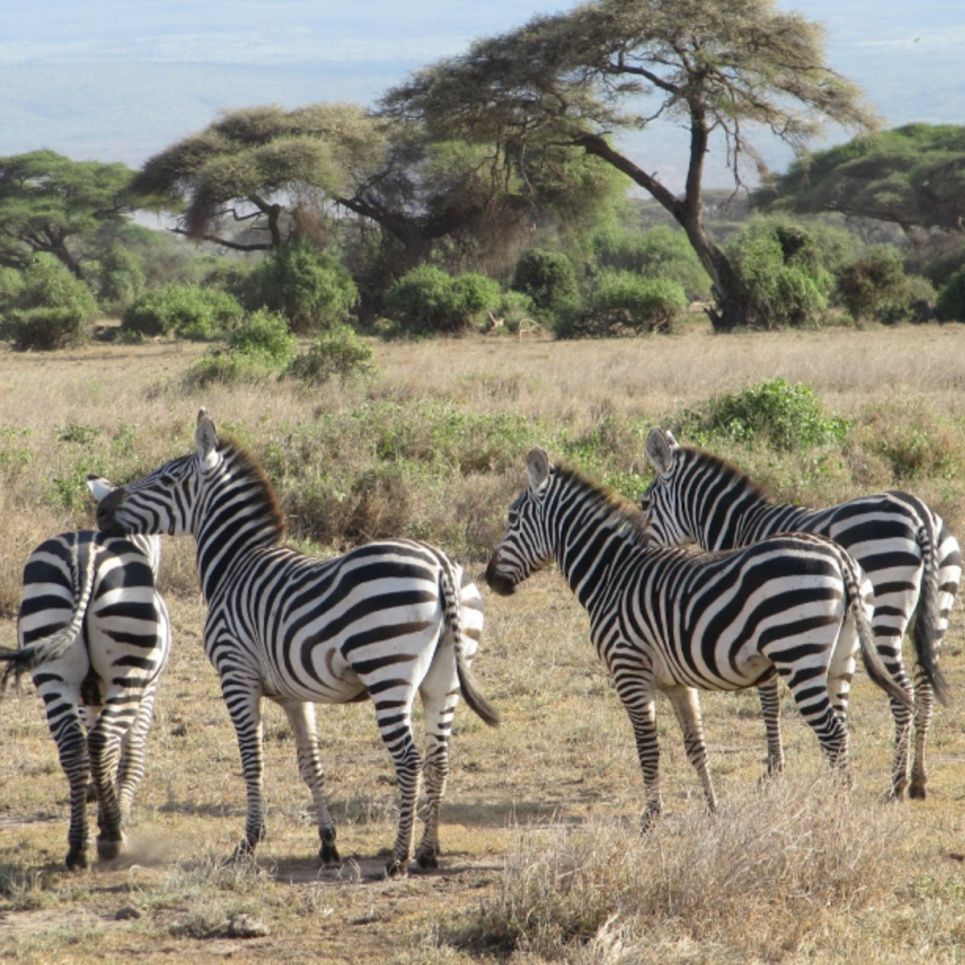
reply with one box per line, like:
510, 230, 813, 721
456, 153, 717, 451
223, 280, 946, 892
195, 511, 281, 602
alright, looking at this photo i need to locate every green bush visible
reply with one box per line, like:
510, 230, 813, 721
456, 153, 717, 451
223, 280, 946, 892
384, 266, 501, 336
244, 240, 358, 334
591, 224, 712, 301
511, 249, 580, 314
0, 256, 97, 350
556, 272, 686, 338
122, 284, 242, 340
286, 325, 375, 386
95, 243, 146, 313
225, 309, 296, 364
678, 377, 850, 451
727, 219, 833, 329
937, 267, 965, 322
835, 245, 909, 323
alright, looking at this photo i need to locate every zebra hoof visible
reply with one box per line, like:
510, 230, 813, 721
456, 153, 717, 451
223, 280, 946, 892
97, 833, 125, 862
384, 857, 408, 878
416, 850, 439, 870
66, 848, 89, 871
319, 840, 340, 866
909, 784, 927, 801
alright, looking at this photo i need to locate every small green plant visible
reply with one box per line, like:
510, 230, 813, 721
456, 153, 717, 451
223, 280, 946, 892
122, 284, 242, 340
678, 377, 850, 451
286, 324, 374, 386
937, 266, 965, 322
224, 309, 297, 364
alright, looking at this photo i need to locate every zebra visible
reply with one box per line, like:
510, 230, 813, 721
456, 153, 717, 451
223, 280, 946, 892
640, 427, 960, 799
485, 447, 914, 825
95, 408, 499, 877
0, 476, 171, 870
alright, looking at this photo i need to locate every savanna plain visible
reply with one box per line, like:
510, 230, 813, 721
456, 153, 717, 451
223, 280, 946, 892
2, 322, 965, 964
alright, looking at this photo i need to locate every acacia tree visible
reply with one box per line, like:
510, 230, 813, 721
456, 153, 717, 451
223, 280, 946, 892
131, 103, 626, 280
756, 124, 965, 237
381, 0, 878, 331
0, 150, 135, 280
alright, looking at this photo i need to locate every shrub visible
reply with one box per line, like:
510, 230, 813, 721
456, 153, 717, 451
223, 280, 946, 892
678, 377, 850, 451
727, 219, 833, 329
95, 243, 146, 313
511, 249, 580, 314
556, 272, 686, 338
0, 256, 97, 350
936, 267, 965, 322
286, 324, 375, 386
591, 224, 712, 301
121, 284, 242, 340
836, 245, 909, 323
244, 240, 358, 333
384, 266, 501, 337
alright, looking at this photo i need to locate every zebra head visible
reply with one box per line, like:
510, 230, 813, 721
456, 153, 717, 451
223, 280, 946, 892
87, 474, 163, 574
485, 446, 555, 596
96, 408, 221, 539
639, 427, 696, 546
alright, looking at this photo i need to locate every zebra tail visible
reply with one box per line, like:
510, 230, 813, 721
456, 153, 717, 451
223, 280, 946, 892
842, 549, 916, 713
0, 537, 97, 695
911, 521, 951, 707
441, 570, 500, 728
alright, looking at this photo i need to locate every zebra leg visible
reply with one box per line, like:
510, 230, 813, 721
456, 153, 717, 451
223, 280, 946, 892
115, 681, 159, 826
278, 699, 340, 866
88, 707, 128, 862
414, 673, 460, 870
612, 676, 663, 829
780, 666, 851, 773
223, 683, 268, 860
665, 685, 718, 815
756, 678, 785, 778
909, 672, 935, 799
49, 712, 94, 870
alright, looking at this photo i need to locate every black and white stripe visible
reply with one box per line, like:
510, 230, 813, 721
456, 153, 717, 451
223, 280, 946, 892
96, 408, 498, 876
0, 477, 170, 870
641, 427, 960, 799
486, 447, 913, 825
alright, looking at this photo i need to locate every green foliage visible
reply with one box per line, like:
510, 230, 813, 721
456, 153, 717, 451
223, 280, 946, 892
727, 219, 833, 329
0, 255, 98, 350
244, 239, 358, 333
185, 310, 296, 388
383, 265, 501, 336
555, 272, 686, 338
835, 245, 908, 323
937, 267, 965, 322
511, 249, 580, 314
121, 284, 242, 340
760, 124, 965, 233
286, 325, 374, 386
590, 224, 712, 300
95, 242, 146, 312
677, 378, 850, 451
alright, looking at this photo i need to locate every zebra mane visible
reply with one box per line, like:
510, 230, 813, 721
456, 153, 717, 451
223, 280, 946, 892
218, 435, 288, 543
554, 462, 649, 543
680, 444, 772, 503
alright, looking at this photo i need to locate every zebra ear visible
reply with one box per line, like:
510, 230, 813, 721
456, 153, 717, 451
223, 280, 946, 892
525, 447, 551, 492
86, 475, 116, 504
196, 408, 219, 471
646, 427, 678, 476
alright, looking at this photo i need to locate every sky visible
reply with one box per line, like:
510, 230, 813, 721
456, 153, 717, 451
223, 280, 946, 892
3, 1, 964, 191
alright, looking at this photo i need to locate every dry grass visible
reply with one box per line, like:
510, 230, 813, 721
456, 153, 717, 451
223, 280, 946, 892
1, 323, 965, 963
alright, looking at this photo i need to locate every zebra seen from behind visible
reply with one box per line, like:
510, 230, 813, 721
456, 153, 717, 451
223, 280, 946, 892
0, 477, 170, 870
486, 447, 914, 825
641, 427, 960, 800
95, 408, 499, 877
